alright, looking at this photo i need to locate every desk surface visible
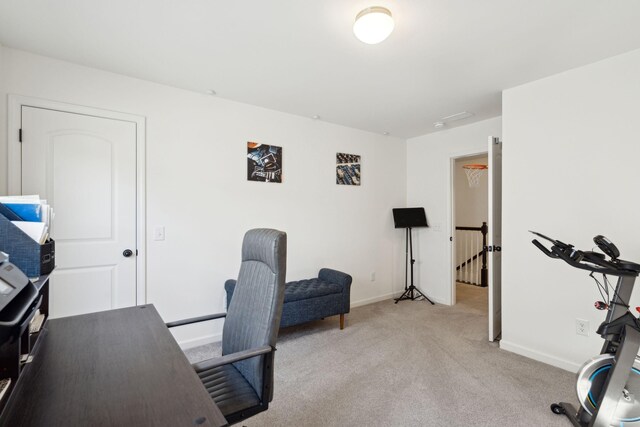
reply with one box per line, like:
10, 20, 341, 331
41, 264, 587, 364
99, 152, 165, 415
0, 305, 227, 427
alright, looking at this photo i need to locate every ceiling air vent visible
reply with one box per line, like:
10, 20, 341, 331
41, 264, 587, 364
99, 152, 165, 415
440, 111, 474, 122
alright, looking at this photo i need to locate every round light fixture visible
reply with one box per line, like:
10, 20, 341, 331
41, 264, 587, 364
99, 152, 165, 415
353, 7, 394, 44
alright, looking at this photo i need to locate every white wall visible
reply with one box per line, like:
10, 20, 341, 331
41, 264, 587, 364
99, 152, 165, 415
0, 47, 407, 347
502, 48, 640, 371
406, 117, 502, 304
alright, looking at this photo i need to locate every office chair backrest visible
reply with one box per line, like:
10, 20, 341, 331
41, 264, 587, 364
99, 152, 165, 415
222, 228, 286, 401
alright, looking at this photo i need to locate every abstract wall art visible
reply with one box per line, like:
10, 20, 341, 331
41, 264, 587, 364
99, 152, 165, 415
336, 152, 361, 186
247, 142, 283, 183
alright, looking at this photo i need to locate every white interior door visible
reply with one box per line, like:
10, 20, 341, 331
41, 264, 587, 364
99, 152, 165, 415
21, 106, 138, 318
488, 136, 502, 341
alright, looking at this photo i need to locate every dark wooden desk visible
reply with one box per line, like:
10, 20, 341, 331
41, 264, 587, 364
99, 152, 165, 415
0, 305, 227, 427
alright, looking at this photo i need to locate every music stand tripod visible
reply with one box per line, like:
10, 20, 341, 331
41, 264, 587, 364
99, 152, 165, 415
394, 227, 435, 304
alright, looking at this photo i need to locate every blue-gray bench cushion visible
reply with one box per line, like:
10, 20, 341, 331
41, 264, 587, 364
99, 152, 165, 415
284, 279, 342, 302
225, 268, 351, 329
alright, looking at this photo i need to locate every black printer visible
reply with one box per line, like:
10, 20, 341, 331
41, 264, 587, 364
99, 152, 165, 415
0, 252, 39, 343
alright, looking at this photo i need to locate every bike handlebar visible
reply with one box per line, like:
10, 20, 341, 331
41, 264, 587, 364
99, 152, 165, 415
530, 231, 640, 277
531, 238, 556, 258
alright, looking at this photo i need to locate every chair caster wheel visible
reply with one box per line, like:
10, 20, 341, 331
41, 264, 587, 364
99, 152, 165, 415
550, 403, 565, 415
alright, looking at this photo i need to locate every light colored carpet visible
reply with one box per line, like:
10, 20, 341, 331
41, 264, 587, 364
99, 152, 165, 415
185, 284, 574, 426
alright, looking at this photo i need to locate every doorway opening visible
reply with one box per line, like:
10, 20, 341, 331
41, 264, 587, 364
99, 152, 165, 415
452, 154, 489, 314
449, 137, 502, 342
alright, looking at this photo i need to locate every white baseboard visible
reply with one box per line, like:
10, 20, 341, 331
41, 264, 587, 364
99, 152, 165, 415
351, 291, 398, 308
351, 290, 449, 307
426, 295, 449, 305
178, 290, 436, 349
342, 288, 453, 309
178, 333, 222, 350
176, 293, 396, 349
500, 340, 581, 373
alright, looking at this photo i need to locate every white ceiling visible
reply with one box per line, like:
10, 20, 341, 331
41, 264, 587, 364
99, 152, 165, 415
1, 0, 639, 138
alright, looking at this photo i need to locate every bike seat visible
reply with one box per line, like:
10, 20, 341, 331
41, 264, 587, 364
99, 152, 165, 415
582, 251, 605, 259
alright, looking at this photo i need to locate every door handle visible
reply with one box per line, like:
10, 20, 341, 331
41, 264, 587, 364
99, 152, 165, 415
123, 249, 134, 258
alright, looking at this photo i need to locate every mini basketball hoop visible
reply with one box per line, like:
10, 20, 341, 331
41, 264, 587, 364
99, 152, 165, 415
462, 164, 488, 188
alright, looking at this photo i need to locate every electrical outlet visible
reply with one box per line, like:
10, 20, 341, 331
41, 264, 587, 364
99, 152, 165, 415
576, 319, 589, 336
370, 272, 376, 282
154, 226, 165, 241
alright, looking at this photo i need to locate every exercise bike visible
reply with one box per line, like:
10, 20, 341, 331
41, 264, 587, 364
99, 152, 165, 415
531, 231, 640, 427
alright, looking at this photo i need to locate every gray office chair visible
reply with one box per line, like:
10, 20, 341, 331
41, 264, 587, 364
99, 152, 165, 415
167, 228, 286, 425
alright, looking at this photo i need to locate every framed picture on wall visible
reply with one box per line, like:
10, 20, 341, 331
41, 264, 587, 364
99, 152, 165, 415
336, 153, 361, 186
247, 142, 283, 183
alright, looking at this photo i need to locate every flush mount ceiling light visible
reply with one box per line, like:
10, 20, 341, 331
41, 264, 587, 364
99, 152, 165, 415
353, 6, 394, 44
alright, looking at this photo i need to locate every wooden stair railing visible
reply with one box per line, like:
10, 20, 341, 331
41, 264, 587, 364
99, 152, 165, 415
455, 222, 488, 287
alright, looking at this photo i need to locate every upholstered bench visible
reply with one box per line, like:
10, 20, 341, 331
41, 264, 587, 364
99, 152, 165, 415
225, 268, 352, 330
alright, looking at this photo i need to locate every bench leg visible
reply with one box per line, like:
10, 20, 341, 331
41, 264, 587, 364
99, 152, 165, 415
340, 314, 344, 330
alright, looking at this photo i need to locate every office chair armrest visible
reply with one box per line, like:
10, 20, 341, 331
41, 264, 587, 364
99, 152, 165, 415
192, 345, 273, 371
165, 312, 227, 328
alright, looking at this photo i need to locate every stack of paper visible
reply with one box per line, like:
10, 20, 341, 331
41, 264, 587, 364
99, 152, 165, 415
0, 195, 54, 244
